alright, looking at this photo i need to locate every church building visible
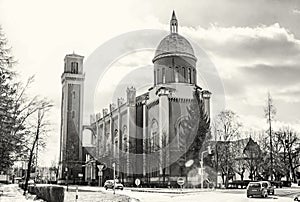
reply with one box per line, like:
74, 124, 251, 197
58, 11, 211, 187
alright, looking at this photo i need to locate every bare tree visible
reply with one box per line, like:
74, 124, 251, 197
276, 127, 299, 183
264, 92, 276, 181
23, 99, 53, 195
215, 109, 241, 188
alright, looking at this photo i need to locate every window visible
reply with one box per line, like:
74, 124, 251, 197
193, 69, 196, 83
154, 70, 156, 84
72, 91, 75, 99
122, 125, 128, 152
162, 68, 166, 83
188, 68, 191, 83
175, 67, 179, 82
157, 69, 160, 84
183, 67, 186, 81
150, 119, 159, 152
71, 62, 78, 74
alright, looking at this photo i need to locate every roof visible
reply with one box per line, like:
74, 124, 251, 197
153, 33, 196, 62
152, 11, 196, 62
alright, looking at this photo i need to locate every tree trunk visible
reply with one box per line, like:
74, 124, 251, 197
23, 117, 39, 195
23, 147, 34, 195
225, 169, 229, 188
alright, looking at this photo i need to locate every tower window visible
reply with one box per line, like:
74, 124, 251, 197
72, 91, 76, 99
154, 70, 156, 85
71, 62, 78, 74
157, 69, 160, 84
183, 67, 186, 81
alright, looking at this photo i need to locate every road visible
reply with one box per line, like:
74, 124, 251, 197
2, 184, 299, 202
99, 187, 299, 202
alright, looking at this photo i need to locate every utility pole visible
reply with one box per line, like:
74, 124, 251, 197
112, 162, 116, 194
200, 146, 211, 189
267, 94, 273, 181
35, 109, 41, 182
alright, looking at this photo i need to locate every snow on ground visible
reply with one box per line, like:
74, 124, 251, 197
0, 184, 40, 202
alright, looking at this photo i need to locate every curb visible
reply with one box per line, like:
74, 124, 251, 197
129, 189, 212, 194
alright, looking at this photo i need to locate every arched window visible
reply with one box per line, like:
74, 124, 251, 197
122, 125, 128, 152
154, 70, 156, 85
183, 67, 186, 81
150, 119, 159, 152
175, 67, 179, 82
188, 68, 191, 83
176, 117, 188, 150
157, 69, 160, 84
162, 68, 166, 83
193, 69, 196, 83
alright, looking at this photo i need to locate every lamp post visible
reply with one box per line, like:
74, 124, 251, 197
112, 162, 116, 194
200, 146, 212, 189
65, 167, 68, 191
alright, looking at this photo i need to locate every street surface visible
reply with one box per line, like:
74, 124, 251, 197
101, 188, 294, 202
1, 184, 300, 202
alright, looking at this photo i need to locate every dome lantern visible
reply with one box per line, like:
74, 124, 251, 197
170, 10, 178, 34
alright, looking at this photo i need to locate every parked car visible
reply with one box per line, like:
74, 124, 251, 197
104, 180, 124, 190
246, 181, 268, 198
260, 181, 275, 195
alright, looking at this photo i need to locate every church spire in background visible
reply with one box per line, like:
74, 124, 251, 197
170, 10, 178, 34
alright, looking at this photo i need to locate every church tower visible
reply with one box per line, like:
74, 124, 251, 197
59, 53, 85, 181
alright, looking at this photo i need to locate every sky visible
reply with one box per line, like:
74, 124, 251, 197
1, 0, 300, 166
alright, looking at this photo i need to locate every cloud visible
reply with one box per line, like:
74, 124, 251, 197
240, 64, 300, 86
293, 8, 300, 15
183, 23, 300, 63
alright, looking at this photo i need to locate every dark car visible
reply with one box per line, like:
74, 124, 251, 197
104, 180, 124, 190
247, 182, 268, 198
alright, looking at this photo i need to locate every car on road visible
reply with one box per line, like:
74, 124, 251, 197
295, 194, 300, 201
246, 181, 268, 198
104, 180, 124, 190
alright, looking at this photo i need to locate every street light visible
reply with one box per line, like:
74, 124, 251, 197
112, 162, 116, 195
200, 146, 212, 189
65, 167, 69, 191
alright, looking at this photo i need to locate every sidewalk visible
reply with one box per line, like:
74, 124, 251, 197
127, 187, 214, 194
0, 184, 38, 202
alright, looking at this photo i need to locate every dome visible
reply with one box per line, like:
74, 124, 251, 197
153, 33, 196, 62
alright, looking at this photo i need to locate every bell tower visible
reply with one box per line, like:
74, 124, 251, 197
59, 53, 85, 182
